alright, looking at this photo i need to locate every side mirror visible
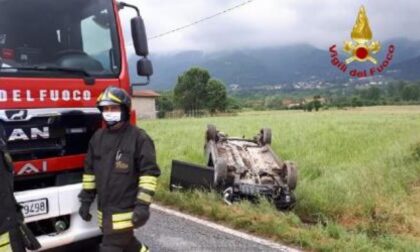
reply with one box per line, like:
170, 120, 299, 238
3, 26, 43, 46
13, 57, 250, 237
132, 58, 153, 86
119, 2, 153, 86
137, 58, 153, 77
131, 16, 149, 57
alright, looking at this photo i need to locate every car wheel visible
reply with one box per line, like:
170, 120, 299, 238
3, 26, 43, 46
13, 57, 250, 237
214, 159, 227, 187
260, 128, 272, 145
284, 161, 298, 190
206, 124, 218, 142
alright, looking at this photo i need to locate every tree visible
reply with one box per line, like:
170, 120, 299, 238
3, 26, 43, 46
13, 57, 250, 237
206, 79, 227, 114
264, 96, 283, 110
386, 82, 399, 98
360, 86, 381, 101
401, 84, 420, 101
313, 96, 322, 111
174, 67, 210, 113
305, 101, 314, 112
351, 96, 362, 107
156, 93, 174, 118
226, 97, 242, 110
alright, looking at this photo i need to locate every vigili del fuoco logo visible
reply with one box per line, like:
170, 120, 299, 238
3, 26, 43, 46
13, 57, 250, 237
329, 6, 395, 78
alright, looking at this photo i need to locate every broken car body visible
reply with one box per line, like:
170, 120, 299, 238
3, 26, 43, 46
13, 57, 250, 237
170, 125, 298, 210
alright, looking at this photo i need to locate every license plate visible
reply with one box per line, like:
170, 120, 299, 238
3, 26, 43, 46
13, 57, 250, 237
20, 198, 49, 218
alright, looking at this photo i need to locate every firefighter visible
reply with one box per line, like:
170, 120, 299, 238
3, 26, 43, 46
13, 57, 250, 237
78, 86, 160, 252
0, 126, 35, 252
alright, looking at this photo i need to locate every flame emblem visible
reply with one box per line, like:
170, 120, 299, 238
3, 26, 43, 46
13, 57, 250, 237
343, 6, 381, 64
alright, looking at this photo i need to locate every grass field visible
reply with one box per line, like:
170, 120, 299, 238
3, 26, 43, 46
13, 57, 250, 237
139, 106, 420, 251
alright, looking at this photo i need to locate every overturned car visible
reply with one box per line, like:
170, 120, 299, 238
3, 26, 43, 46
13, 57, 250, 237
170, 125, 298, 210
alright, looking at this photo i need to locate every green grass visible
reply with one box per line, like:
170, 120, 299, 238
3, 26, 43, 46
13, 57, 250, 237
139, 106, 420, 251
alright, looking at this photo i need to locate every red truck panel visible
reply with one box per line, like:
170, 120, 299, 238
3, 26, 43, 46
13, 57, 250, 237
13, 154, 85, 176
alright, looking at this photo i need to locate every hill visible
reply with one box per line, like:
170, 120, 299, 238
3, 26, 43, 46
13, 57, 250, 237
129, 38, 420, 90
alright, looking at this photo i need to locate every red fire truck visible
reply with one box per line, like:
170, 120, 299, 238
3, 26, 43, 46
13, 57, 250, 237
0, 0, 152, 249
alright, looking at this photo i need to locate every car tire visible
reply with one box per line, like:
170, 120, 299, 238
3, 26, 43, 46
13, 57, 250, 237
206, 124, 218, 142
260, 128, 272, 145
284, 161, 298, 190
214, 159, 227, 187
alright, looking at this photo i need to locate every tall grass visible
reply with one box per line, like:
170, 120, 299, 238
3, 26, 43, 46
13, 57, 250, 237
139, 106, 420, 251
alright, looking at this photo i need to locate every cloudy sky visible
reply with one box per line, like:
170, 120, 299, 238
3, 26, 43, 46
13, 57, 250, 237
120, 0, 420, 54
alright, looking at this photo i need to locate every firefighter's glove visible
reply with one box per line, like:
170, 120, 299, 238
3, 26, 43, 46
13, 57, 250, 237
79, 202, 92, 222
132, 204, 150, 228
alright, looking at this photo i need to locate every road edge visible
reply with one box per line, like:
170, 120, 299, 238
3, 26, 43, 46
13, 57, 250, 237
151, 204, 301, 252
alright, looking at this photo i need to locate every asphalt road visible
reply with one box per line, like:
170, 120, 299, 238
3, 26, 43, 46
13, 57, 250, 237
46, 206, 297, 252
135, 205, 296, 252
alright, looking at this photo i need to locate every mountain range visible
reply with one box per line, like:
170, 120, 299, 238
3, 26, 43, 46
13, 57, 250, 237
129, 38, 420, 91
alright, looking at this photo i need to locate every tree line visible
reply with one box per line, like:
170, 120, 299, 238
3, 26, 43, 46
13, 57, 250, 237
227, 80, 420, 111
156, 67, 231, 118
330, 80, 420, 108
157, 67, 420, 117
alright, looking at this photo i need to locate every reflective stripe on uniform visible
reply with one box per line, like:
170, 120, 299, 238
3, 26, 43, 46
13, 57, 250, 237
83, 174, 96, 190
137, 192, 152, 204
0, 232, 11, 252
139, 176, 157, 184
0, 244, 11, 252
111, 212, 133, 230
139, 183, 157, 192
97, 211, 134, 230
0, 232, 10, 246
97, 211, 103, 227
83, 174, 95, 182
113, 220, 133, 230
83, 182, 96, 190
140, 244, 149, 252
112, 212, 133, 222
139, 176, 157, 192
4, 153, 12, 164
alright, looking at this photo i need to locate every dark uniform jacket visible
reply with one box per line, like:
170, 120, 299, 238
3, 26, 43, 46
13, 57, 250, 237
0, 126, 28, 252
0, 133, 19, 235
79, 123, 160, 234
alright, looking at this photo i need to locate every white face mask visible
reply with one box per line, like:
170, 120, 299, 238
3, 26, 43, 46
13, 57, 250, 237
102, 111, 121, 126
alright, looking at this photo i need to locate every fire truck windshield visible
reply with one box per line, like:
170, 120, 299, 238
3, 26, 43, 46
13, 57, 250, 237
0, 0, 121, 78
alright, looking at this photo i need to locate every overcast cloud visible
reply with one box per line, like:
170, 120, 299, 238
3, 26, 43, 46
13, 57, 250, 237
120, 0, 420, 54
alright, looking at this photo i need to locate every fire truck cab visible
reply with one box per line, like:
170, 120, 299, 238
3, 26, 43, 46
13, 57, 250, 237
0, 0, 151, 249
